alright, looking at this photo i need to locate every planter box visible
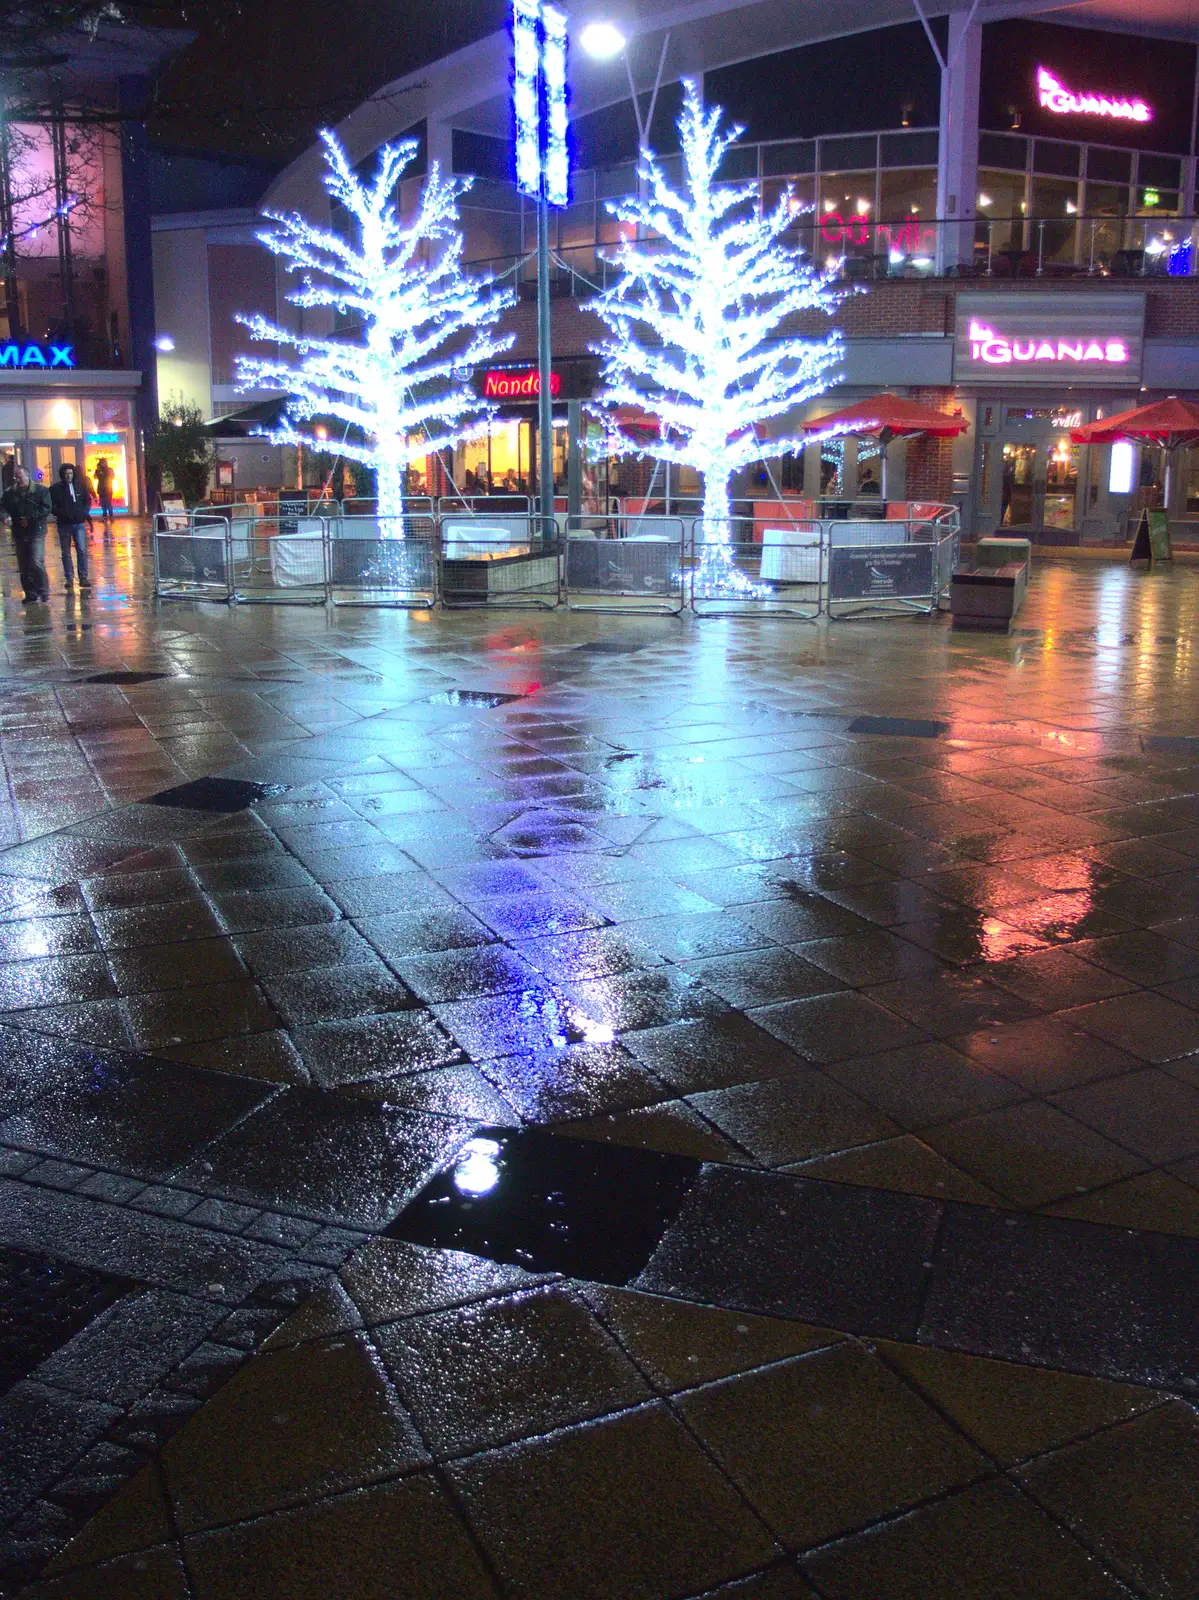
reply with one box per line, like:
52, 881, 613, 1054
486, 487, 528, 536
442, 552, 559, 599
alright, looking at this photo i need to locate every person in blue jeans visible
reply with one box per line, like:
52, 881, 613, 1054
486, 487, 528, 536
49, 463, 93, 589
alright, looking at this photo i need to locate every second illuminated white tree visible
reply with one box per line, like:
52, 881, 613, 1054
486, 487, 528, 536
237, 130, 513, 533
593, 83, 845, 590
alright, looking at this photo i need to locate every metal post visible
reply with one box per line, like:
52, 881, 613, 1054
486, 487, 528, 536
1036, 220, 1045, 276
566, 399, 582, 523
537, 192, 554, 540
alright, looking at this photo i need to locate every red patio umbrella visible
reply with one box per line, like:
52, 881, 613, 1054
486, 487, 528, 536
802, 393, 969, 497
1071, 397, 1199, 545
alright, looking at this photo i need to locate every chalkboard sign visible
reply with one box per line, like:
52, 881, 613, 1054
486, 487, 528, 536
278, 493, 308, 536
1148, 509, 1172, 563
829, 543, 936, 601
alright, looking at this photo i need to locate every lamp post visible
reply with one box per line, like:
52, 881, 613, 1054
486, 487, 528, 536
512, 0, 569, 534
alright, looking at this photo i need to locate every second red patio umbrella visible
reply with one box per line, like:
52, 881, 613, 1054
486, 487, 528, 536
802, 393, 969, 498
1071, 397, 1199, 557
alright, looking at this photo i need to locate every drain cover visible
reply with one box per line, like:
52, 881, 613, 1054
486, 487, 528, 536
427, 690, 525, 708
389, 1126, 700, 1285
574, 640, 648, 655
1, 1246, 130, 1397
847, 715, 948, 739
148, 777, 288, 813
83, 671, 173, 686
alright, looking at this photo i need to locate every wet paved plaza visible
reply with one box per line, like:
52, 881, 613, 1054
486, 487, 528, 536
2, 530, 1199, 1597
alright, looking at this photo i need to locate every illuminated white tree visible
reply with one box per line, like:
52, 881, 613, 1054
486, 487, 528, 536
237, 130, 513, 533
593, 83, 844, 590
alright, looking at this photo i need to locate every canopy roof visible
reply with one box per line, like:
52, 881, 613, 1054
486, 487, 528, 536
1071, 397, 1199, 448
802, 394, 970, 441
202, 397, 291, 439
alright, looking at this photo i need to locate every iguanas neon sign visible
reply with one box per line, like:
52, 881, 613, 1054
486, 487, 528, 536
967, 319, 1130, 367
1037, 67, 1152, 124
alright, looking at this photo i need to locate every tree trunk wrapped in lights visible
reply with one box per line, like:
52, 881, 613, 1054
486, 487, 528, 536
236, 130, 514, 538
592, 83, 846, 594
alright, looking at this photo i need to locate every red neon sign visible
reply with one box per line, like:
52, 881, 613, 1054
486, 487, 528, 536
482, 368, 562, 399
1037, 67, 1152, 124
819, 214, 937, 257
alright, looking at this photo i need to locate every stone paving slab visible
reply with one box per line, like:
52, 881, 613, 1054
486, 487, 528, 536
2, 542, 1199, 1592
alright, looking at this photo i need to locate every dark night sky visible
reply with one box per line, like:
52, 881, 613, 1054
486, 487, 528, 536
142, 0, 506, 162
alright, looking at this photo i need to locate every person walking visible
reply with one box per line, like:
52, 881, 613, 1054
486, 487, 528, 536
1, 454, 15, 491
93, 457, 115, 534
2, 465, 52, 603
50, 463, 93, 590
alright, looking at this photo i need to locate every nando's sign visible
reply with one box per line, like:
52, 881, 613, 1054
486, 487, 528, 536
483, 367, 561, 399
473, 358, 599, 404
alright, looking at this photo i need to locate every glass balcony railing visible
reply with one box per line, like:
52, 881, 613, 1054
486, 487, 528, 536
463, 215, 1199, 289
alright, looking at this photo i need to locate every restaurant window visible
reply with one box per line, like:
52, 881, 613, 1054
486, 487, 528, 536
819, 172, 877, 222
978, 132, 1027, 170
1087, 148, 1132, 185
1138, 154, 1183, 192
1032, 140, 1080, 177
1183, 447, 1199, 514
976, 169, 1027, 252
878, 167, 936, 222
717, 144, 758, 181
763, 175, 816, 247
1135, 187, 1180, 218
820, 135, 877, 171
761, 140, 815, 177
879, 131, 938, 167
1083, 183, 1130, 270
1029, 175, 1080, 264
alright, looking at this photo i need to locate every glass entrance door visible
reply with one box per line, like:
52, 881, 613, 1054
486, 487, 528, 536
1043, 434, 1080, 529
31, 439, 81, 490
1000, 442, 1039, 529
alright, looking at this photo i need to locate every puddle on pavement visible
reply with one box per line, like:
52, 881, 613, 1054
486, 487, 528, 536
388, 1126, 701, 1284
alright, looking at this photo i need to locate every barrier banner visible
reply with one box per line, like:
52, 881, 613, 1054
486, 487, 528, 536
829, 543, 935, 600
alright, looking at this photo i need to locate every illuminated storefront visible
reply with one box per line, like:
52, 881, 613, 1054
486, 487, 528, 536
0, 369, 140, 511
957, 293, 1147, 538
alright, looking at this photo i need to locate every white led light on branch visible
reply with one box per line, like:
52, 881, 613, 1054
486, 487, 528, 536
592, 81, 845, 594
235, 130, 514, 536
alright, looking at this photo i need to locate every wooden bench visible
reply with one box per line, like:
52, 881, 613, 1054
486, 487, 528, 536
950, 562, 1028, 631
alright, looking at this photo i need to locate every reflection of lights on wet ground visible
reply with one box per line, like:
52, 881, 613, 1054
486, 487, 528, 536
453, 1137, 503, 1196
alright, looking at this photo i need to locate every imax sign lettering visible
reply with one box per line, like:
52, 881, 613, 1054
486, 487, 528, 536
0, 343, 75, 369
953, 294, 1145, 389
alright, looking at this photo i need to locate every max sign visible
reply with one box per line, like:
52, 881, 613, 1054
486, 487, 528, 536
0, 343, 74, 368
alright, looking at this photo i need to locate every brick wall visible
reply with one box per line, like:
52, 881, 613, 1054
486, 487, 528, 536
502, 276, 1199, 358
904, 386, 959, 502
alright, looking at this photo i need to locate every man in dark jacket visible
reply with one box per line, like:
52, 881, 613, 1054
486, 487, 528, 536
1, 465, 51, 602
50, 463, 93, 589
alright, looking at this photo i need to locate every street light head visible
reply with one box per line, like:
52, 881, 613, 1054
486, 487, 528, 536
580, 20, 626, 57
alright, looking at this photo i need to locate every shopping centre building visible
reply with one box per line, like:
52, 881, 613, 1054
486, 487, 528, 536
153, 0, 1199, 541
0, 24, 183, 517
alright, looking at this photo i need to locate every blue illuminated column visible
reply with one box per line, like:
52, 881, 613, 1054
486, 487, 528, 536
512, 0, 569, 529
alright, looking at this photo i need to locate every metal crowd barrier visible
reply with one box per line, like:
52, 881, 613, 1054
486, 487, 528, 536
327, 513, 438, 608
152, 503, 961, 620
825, 517, 956, 620
691, 517, 822, 619
564, 514, 686, 614
153, 512, 232, 601
230, 513, 328, 605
